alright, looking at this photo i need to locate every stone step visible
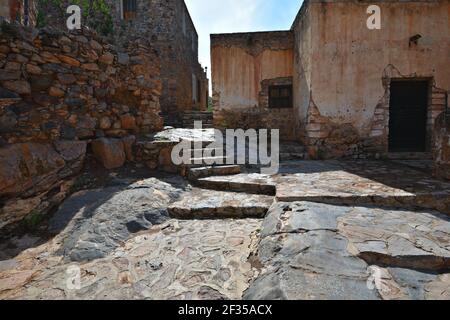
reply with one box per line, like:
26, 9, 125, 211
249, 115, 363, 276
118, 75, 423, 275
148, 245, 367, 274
168, 188, 274, 219
183, 122, 214, 126
386, 152, 433, 160
183, 119, 214, 122
187, 165, 242, 180
183, 115, 213, 120
280, 152, 307, 161
184, 124, 215, 129
189, 148, 219, 155
195, 174, 277, 195
183, 112, 213, 116
188, 156, 227, 165
187, 140, 217, 148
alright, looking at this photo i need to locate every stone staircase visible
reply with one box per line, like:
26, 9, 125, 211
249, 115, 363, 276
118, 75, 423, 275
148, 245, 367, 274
168, 142, 276, 219
183, 145, 243, 178
182, 111, 214, 128
167, 136, 308, 220
182, 141, 307, 194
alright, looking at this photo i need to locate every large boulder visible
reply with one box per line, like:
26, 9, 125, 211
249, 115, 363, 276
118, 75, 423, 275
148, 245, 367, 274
48, 177, 186, 262
91, 138, 126, 169
0, 143, 65, 197
0, 141, 87, 229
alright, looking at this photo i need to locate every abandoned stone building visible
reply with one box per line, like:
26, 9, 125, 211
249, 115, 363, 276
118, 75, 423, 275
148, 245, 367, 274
212, 0, 450, 160
1, 0, 209, 127
0, 0, 209, 230
0, 0, 36, 26
107, 0, 209, 127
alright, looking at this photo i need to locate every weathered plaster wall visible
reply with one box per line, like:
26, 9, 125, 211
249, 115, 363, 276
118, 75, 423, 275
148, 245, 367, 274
294, 0, 450, 158
211, 31, 297, 140
292, 3, 313, 142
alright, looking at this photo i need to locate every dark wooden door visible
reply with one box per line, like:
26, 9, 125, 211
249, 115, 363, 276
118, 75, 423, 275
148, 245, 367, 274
389, 81, 428, 152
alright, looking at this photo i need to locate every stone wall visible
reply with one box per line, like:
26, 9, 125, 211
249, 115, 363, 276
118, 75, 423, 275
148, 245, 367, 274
434, 111, 450, 181
0, 0, 36, 26
107, 0, 208, 126
0, 23, 162, 229
0, 23, 162, 144
35, 0, 208, 126
211, 31, 297, 141
36, 0, 112, 36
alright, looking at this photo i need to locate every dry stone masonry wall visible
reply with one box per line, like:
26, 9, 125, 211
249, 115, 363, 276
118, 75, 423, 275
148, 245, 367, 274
0, 23, 163, 229
107, 0, 209, 127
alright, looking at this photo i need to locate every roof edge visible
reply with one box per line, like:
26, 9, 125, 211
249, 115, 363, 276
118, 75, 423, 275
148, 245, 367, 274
211, 30, 293, 38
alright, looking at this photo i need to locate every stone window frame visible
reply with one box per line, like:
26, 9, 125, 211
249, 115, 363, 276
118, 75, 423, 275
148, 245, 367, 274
268, 85, 293, 109
259, 77, 294, 110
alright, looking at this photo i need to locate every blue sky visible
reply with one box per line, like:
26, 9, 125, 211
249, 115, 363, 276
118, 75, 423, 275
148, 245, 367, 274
185, 0, 304, 82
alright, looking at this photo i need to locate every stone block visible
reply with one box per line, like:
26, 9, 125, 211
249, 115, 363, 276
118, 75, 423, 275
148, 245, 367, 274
120, 114, 137, 130
2, 80, 31, 95
91, 138, 126, 169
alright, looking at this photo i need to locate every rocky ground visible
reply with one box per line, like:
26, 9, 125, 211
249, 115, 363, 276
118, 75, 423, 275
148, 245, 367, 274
245, 202, 450, 300
0, 159, 449, 300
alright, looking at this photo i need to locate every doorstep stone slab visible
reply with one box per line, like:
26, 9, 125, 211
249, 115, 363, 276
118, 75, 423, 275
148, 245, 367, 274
187, 165, 241, 180
168, 188, 274, 219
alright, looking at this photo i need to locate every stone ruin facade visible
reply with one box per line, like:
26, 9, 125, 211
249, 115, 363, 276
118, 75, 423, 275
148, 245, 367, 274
12, 0, 209, 127
212, 0, 450, 161
107, 0, 209, 127
211, 31, 297, 140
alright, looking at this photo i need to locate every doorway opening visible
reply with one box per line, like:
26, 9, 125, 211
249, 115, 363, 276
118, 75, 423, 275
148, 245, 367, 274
388, 80, 429, 152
